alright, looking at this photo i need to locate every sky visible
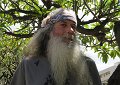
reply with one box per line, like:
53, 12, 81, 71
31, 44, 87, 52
86, 50, 120, 71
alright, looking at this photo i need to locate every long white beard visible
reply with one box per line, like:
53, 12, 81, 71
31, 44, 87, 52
47, 33, 92, 85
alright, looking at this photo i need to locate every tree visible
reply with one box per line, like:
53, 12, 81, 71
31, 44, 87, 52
0, 0, 120, 84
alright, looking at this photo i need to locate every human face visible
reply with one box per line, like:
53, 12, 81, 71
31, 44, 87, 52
52, 20, 76, 44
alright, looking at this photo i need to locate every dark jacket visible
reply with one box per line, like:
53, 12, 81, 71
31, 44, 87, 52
10, 57, 101, 85
108, 64, 120, 85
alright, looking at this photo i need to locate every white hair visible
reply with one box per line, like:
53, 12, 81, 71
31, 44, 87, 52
47, 33, 93, 85
24, 8, 77, 58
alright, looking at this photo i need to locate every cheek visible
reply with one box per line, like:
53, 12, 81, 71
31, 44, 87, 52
52, 28, 65, 36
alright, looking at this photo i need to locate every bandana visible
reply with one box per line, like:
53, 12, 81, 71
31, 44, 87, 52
42, 9, 77, 30
49, 14, 77, 25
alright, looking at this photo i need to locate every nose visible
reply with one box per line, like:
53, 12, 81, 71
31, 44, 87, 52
66, 26, 75, 35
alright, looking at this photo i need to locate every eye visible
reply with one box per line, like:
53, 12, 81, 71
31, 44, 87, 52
60, 23, 67, 27
71, 24, 76, 30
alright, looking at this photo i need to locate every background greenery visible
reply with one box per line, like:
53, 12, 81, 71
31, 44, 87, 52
0, 0, 120, 84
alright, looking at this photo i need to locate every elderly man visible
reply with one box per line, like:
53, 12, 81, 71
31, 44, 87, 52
10, 8, 101, 85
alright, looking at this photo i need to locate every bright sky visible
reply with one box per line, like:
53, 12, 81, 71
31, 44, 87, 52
86, 50, 120, 71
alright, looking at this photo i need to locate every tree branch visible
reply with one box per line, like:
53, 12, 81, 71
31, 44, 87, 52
12, 15, 35, 20
41, 0, 61, 9
9, 0, 19, 9
83, 0, 102, 24
4, 31, 34, 38
41, 0, 52, 9
77, 25, 99, 36
77, 9, 119, 25
0, 8, 39, 15
24, 0, 39, 10
30, 0, 41, 10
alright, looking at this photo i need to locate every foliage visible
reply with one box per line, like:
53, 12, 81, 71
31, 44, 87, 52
0, 0, 120, 84
0, 33, 30, 85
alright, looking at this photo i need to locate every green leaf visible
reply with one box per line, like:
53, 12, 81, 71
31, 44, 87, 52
102, 52, 108, 63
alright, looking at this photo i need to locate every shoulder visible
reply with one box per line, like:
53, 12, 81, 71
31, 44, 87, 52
22, 56, 47, 63
21, 56, 50, 68
84, 56, 97, 70
84, 56, 95, 63
84, 56, 102, 85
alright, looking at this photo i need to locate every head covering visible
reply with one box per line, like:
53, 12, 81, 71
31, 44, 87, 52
41, 8, 77, 29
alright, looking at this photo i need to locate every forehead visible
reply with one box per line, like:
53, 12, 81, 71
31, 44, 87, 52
56, 19, 76, 24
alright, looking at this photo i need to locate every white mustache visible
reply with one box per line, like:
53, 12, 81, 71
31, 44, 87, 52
63, 34, 75, 41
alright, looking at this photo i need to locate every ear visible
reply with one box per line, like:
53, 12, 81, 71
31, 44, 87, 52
41, 16, 50, 27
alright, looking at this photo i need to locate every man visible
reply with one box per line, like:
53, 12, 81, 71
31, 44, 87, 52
10, 8, 101, 85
